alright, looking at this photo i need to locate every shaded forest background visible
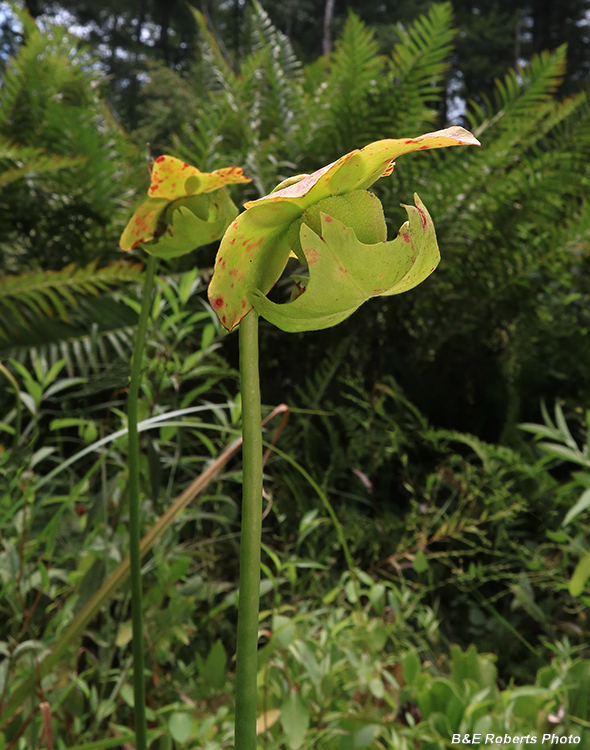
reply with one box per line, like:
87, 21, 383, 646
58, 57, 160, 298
2, 0, 590, 747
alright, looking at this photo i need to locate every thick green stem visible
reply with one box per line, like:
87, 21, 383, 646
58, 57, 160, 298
127, 253, 157, 750
235, 310, 263, 750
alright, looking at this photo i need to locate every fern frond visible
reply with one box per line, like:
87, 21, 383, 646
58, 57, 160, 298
1, 300, 137, 379
0, 260, 144, 340
374, 2, 455, 136
249, 1, 305, 144
190, 7, 238, 102
0, 138, 87, 188
469, 45, 568, 142
320, 12, 384, 154
251, 0, 302, 82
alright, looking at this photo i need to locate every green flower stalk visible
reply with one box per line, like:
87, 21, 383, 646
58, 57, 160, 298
208, 126, 480, 332
119, 155, 251, 750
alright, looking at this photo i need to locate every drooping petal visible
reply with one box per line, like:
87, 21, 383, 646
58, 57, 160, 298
196, 166, 253, 194
246, 127, 479, 208
379, 194, 439, 296
249, 194, 438, 332
148, 156, 251, 200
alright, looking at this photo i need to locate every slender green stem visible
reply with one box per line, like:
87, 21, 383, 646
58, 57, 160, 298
127, 253, 157, 750
235, 310, 263, 750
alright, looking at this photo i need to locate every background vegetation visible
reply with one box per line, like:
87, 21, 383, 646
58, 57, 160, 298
1, 0, 590, 747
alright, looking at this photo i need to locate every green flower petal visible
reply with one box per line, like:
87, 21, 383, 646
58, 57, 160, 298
207, 201, 300, 331
250, 194, 436, 332
380, 194, 439, 296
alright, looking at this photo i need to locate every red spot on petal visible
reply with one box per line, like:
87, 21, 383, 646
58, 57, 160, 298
155, 155, 166, 163
222, 315, 226, 324
416, 205, 427, 230
404, 139, 413, 144
402, 232, 410, 243
419, 145, 429, 150
229, 269, 238, 277
213, 296, 224, 308
241, 300, 247, 308
324, 215, 333, 223
230, 238, 236, 245
306, 248, 320, 264
430, 267, 435, 272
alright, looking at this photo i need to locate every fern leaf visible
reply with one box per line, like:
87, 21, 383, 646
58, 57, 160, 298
377, 2, 455, 135
321, 12, 384, 153
0, 260, 144, 340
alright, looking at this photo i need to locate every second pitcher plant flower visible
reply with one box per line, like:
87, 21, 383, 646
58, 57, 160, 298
120, 155, 251, 258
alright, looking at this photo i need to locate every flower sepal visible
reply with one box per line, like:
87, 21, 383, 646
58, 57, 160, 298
142, 190, 240, 259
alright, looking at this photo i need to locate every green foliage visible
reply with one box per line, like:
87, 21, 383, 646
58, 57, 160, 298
264, 375, 588, 682
0, 260, 143, 341
0, 7, 141, 273
520, 403, 590, 598
2, 5, 590, 748
360, 2, 456, 143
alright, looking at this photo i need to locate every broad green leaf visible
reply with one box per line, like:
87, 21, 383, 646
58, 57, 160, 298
201, 639, 227, 690
569, 551, 590, 596
412, 549, 429, 573
272, 614, 296, 648
354, 724, 378, 747
403, 651, 421, 684
280, 692, 309, 750
562, 487, 590, 526
250, 195, 436, 332
168, 712, 193, 744
120, 684, 134, 707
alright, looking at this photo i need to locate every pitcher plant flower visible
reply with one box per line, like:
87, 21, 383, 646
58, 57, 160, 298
120, 155, 251, 258
208, 126, 480, 332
